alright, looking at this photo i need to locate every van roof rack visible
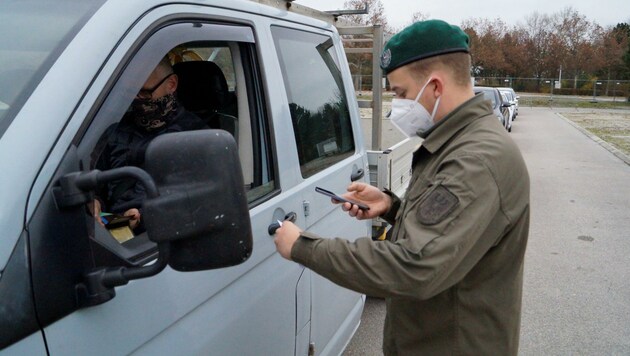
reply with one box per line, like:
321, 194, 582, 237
249, 0, 362, 27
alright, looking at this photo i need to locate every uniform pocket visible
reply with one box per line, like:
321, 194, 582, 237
404, 172, 431, 202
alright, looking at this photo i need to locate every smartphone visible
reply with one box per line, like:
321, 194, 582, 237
101, 214, 132, 229
315, 187, 370, 211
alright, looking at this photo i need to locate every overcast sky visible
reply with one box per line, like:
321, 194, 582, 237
297, 0, 630, 30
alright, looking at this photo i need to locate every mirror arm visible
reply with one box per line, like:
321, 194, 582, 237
60, 167, 167, 308
73, 167, 159, 198
79, 234, 170, 308
54, 167, 158, 208
101, 243, 170, 287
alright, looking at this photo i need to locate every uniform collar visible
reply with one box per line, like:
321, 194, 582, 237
418, 93, 492, 154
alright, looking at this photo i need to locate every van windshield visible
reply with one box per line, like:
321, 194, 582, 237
0, 0, 105, 137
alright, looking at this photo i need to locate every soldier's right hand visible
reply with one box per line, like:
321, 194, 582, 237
339, 182, 392, 220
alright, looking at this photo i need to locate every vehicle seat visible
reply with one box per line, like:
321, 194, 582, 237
173, 61, 237, 138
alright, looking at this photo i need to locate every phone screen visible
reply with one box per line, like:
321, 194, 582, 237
315, 187, 370, 210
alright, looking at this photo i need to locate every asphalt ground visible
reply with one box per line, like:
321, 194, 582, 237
343, 107, 630, 355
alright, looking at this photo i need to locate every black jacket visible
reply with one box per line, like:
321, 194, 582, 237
93, 107, 206, 214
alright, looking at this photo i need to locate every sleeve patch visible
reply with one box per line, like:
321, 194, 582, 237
417, 185, 459, 225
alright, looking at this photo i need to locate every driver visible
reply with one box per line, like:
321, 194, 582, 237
92, 56, 207, 231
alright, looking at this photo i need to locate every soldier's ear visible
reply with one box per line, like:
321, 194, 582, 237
430, 76, 444, 98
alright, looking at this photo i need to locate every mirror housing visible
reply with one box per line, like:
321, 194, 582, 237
56, 130, 252, 307
142, 130, 253, 271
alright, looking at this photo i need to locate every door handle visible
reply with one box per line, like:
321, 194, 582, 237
268, 212, 297, 235
351, 168, 364, 181
284, 211, 297, 222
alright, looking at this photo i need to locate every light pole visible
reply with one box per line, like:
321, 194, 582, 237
591, 81, 602, 103
614, 82, 620, 102
545, 80, 553, 101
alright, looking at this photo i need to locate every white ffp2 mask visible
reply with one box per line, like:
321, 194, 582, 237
389, 78, 441, 137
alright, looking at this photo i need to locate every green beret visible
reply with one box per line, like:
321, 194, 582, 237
380, 20, 469, 74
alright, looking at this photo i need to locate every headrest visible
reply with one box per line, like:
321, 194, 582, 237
173, 61, 228, 113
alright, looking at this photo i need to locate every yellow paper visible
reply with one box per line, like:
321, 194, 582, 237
109, 226, 135, 243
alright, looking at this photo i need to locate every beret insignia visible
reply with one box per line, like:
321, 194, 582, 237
380, 48, 392, 69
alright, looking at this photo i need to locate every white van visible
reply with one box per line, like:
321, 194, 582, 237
0, 0, 370, 354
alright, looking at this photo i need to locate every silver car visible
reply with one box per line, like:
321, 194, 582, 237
499, 91, 514, 132
498, 87, 519, 120
474, 86, 512, 132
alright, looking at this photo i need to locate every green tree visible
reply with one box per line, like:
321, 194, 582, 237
612, 23, 630, 80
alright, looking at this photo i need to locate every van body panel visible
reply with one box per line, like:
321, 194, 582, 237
1, 333, 47, 356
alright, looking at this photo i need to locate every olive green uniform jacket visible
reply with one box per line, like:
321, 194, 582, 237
291, 94, 530, 355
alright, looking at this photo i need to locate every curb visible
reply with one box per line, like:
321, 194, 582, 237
556, 112, 630, 166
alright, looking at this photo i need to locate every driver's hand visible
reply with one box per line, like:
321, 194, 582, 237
124, 208, 141, 229
90, 200, 105, 226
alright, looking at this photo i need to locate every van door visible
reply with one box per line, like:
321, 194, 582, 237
271, 26, 370, 355
24, 7, 303, 355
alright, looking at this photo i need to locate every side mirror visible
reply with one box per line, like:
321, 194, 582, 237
502, 102, 511, 108
57, 130, 252, 307
143, 130, 252, 271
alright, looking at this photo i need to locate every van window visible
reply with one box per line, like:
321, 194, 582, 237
77, 23, 274, 266
271, 27, 354, 178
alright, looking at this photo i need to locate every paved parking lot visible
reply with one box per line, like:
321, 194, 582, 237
344, 107, 630, 355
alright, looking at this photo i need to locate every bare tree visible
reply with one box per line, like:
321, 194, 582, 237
410, 11, 429, 24
337, 1, 629, 94
553, 7, 597, 89
501, 28, 531, 80
343, 0, 389, 29
342, 0, 389, 91
461, 18, 509, 77
522, 12, 558, 87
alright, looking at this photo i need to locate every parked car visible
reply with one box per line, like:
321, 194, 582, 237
498, 87, 518, 120
474, 86, 511, 131
499, 91, 514, 132
507, 87, 519, 117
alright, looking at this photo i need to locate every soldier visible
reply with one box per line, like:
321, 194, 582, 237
274, 19, 530, 355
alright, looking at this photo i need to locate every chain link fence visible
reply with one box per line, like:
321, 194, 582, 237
350, 74, 630, 102
474, 77, 630, 100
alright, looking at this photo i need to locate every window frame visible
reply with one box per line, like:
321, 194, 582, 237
73, 20, 276, 265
